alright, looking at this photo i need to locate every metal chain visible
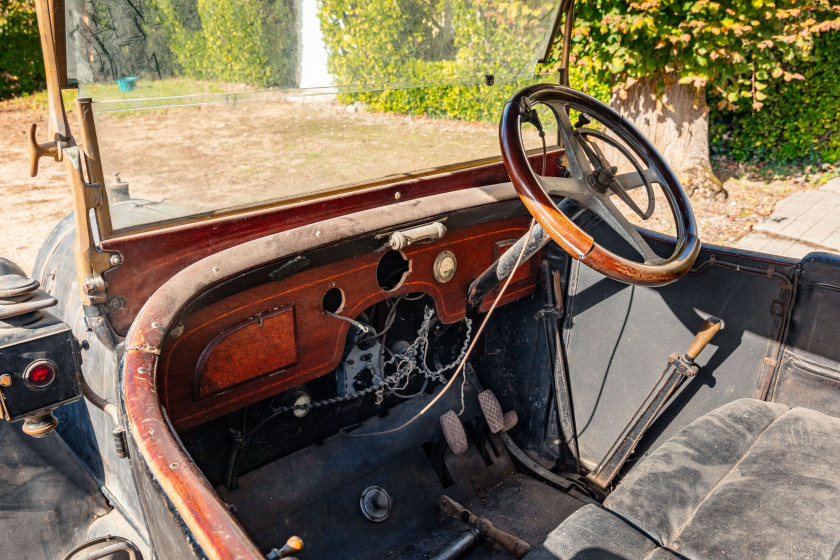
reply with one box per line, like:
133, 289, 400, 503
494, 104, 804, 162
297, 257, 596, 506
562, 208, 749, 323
270, 308, 472, 415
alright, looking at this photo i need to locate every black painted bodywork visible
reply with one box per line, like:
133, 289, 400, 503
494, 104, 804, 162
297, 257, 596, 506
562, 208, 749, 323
6, 191, 840, 559
0, 312, 82, 422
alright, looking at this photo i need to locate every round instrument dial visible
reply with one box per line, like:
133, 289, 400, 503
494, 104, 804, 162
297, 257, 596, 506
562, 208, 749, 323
433, 251, 457, 283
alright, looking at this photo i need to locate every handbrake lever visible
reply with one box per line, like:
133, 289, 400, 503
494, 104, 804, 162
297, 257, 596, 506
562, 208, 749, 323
686, 317, 723, 362
588, 316, 723, 489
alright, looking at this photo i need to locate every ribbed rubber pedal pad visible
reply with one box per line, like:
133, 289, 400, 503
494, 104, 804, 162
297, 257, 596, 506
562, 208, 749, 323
440, 410, 468, 455
478, 389, 519, 433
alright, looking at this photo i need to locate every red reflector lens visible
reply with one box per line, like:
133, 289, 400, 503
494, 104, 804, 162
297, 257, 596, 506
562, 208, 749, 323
26, 362, 56, 389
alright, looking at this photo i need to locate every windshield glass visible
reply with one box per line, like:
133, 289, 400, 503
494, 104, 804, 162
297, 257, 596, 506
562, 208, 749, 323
64, 0, 560, 231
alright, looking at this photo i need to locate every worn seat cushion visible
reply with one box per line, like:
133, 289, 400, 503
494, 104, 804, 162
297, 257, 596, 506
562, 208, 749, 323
526, 504, 677, 560
530, 399, 840, 559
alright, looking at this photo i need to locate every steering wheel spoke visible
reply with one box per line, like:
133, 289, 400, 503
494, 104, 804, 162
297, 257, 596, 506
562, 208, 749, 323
606, 168, 658, 220
537, 175, 587, 201
548, 101, 594, 179
588, 195, 663, 264
612, 167, 660, 193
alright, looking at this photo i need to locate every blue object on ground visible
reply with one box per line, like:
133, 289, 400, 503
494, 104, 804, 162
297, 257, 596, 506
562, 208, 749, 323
116, 77, 138, 93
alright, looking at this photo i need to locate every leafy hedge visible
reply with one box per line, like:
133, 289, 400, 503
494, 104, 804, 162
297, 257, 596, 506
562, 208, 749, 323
340, 63, 610, 124
0, 0, 44, 99
149, 0, 297, 87
318, 0, 559, 123
710, 31, 840, 165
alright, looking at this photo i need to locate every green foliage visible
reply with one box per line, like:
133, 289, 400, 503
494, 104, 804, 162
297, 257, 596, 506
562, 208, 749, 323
148, 0, 297, 87
710, 30, 840, 165
0, 0, 44, 99
318, 0, 557, 122
342, 76, 546, 124
570, 0, 839, 111
559, 0, 840, 167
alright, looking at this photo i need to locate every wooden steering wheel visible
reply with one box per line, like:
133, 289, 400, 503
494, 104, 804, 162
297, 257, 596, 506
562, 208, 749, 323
500, 84, 700, 286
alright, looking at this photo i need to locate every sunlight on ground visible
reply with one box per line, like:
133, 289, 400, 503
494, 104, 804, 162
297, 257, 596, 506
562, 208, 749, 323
0, 95, 823, 274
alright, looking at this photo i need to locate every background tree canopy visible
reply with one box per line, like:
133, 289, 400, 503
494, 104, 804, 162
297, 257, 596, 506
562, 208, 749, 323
570, 0, 838, 110
149, 0, 298, 86
710, 29, 840, 165
558, 0, 839, 195
317, 0, 560, 121
59, 0, 298, 87
0, 0, 44, 98
4, 0, 838, 170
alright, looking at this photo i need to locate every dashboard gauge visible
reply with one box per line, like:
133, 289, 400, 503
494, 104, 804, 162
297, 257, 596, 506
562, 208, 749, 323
433, 250, 457, 283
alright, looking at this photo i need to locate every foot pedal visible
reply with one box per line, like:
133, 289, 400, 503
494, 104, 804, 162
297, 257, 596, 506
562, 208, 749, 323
440, 410, 468, 455
503, 410, 519, 432
479, 389, 518, 433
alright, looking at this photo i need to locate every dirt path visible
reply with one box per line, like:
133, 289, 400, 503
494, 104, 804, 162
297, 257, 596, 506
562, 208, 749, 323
0, 96, 822, 275
0, 103, 73, 275
92, 99, 504, 217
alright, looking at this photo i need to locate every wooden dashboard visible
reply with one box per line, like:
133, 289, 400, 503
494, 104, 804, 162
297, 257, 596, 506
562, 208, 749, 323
159, 216, 538, 429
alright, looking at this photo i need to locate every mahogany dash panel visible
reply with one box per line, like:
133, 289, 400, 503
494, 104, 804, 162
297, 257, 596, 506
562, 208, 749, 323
195, 305, 297, 398
160, 217, 538, 429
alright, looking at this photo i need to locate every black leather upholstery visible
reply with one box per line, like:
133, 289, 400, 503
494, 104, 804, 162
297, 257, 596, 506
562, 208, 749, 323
529, 399, 840, 559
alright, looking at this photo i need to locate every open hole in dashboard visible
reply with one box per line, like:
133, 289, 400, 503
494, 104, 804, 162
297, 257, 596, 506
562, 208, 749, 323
377, 250, 410, 291
321, 286, 345, 314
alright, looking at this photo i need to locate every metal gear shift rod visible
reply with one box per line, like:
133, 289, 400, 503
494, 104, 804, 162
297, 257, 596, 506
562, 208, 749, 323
588, 316, 723, 489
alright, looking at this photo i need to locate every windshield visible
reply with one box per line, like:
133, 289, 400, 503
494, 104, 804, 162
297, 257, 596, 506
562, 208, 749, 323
64, 0, 561, 231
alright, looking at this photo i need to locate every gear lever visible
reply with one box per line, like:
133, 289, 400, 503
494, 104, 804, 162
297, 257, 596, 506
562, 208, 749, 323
588, 316, 723, 489
439, 495, 531, 558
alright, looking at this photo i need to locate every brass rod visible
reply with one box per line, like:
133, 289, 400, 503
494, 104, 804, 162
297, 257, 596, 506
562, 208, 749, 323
76, 98, 114, 239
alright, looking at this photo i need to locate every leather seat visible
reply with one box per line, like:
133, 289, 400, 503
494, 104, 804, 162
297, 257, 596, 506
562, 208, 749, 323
528, 399, 840, 559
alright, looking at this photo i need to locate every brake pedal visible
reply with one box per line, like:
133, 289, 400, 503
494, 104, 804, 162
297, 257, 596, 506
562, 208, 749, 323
440, 410, 468, 455
478, 389, 518, 433
503, 410, 519, 432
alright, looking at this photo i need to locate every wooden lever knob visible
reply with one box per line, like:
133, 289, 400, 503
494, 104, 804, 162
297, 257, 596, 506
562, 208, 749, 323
268, 536, 303, 559
276, 536, 303, 558
686, 316, 722, 361
28, 122, 58, 177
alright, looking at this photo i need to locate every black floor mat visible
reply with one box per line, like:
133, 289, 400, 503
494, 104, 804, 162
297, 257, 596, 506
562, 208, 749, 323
220, 384, 584, 559
390, 473, 584, 560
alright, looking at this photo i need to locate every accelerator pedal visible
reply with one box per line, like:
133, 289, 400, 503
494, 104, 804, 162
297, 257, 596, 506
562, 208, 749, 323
440, 410, 468, 455
478, 389, 519, 434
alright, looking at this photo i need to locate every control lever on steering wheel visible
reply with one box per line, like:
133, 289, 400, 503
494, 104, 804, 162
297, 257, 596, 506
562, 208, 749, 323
466, 201, 586, 310
575, 128, 655, 220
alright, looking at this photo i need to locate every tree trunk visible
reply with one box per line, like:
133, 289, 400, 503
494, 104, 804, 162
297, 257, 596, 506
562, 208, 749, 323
610, 75, 727, 201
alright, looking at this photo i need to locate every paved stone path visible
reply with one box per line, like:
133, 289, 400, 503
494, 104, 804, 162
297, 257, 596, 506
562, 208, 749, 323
735, 177, 840, 259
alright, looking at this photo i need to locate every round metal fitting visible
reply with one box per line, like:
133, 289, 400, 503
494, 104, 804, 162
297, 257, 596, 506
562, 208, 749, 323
22, 411, 59, 438
360, 486, 392, 522
0, 374, 12, 387
23, 359, 57, 390
432, 250, 458, 284
0, 274, 39, 299
109, 254, 122, 266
